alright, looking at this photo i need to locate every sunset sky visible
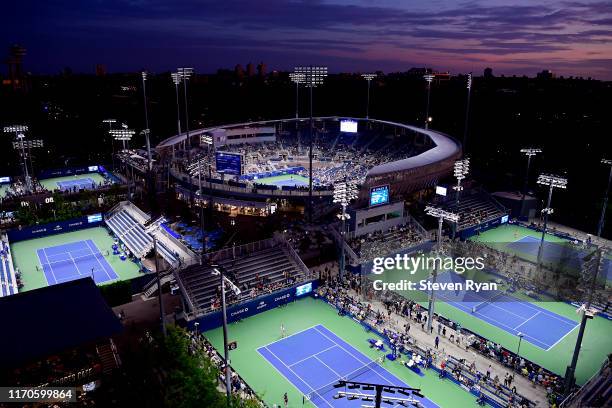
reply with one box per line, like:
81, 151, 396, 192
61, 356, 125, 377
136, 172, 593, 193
3, 0, 612, 78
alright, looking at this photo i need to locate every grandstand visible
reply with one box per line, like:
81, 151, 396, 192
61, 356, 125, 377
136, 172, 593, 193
177, 235, 313, 317
0, 236, 19, 297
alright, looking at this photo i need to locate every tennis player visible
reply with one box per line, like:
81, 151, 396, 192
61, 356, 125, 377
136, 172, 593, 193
280, 323, 286, 338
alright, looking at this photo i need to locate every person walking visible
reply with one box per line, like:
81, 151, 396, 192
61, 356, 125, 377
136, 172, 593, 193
435, 336, 440, 349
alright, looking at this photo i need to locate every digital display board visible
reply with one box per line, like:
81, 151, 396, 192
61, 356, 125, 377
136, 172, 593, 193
296, 282, 313, 296
369, 185, 390, 207
215, 152, 243, 176
501, 215, 509, 224
340, 119, 358, 133
435, 186, 447, 196
88, 165, 99, 172
0, 176, 10, 184
87, 213, 103, 223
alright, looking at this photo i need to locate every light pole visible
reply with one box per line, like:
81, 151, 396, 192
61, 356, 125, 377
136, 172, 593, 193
563, 247, 604, 395
452, 158, 470, 239
4, 125, 43, 193
520, 148, 542, 219
361, 73, 376, 119
516, 332, 524, 358
424, 206, 459, 332
463, 73, 472, 152
333, 178, 357, 282
424, 73, 434, 129
596, 159, 612, 238
332, 380, 425, 408
535, 174, 567, 275
211, 266, 241, 404
141, 72, 153, 172
289, 72, 305, 119
110, 128, 135, 199
294, 66, 327, 223
178, 67, 194, 204
102, 119, 117, 170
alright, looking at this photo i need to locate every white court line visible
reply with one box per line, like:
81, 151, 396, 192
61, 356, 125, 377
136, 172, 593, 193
68, 251, 84, 276
257, 325, 320, 350
41, 247, 58, 285
259, 346, 334, 408
546, 323, 579, 350
313, 326, 394, 386
289, 345, 338, 368
470, 308, 551, 350
313, 355, 343, 378
513, 312, 540, 331
85, 240, 113, 281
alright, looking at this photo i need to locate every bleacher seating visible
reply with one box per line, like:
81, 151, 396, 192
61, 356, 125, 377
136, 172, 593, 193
177, 246, 304, 312
443, 191, 507, 231
0, 239, 19, 297
106, 210, 154, 258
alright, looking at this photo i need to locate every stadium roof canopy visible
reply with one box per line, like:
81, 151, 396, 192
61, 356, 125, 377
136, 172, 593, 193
0, 278, 122, 367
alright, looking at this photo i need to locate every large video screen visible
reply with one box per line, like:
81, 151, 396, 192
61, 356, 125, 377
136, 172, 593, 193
0, 176, 11, 184
215, 152, 243, 176
340, 119, 358, 133
87, 213, 103, 223
369, 185, 390, 207
296, 282, 313, 297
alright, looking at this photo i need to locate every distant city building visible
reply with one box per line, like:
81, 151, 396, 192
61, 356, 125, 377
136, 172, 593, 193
484, 67, 494, 78
3, 44, 29, 92
537, 69, 555, 79
246, 62, 255, 76
234, 64, 245, 79
257, 62, 267, 77
95, 64, 107, 77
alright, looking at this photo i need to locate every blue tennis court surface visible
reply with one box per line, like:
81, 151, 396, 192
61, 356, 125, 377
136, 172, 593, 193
36, 240, 118, 285
432, 271, 578, 350
56, 177, 96, 191
258, 324, 438, 408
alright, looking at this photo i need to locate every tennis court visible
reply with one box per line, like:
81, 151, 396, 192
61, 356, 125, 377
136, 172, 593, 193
36, 239, 118, 285
430, 271, 578, 350
254, 174, 310, 187
38, 172, 107, 192
258, 324, 437, 408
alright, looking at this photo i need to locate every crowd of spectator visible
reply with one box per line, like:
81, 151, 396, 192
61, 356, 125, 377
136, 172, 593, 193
348, 223, 425, 261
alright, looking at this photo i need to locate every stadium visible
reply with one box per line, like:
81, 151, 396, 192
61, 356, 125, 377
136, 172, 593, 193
0, 72, 610, 408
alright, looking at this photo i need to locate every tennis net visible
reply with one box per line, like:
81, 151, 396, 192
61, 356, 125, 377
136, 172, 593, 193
472, 290, 506, 313
42, 252, 104, 269
304, 359, 379, 401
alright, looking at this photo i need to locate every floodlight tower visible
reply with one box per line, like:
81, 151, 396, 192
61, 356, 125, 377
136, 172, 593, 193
333, 178, 358, 282
171, 72, 182, 137
288, 72, 305, 119
102, 119, 117, 170
361, 73, 377, 119
189, 134, 214, 263
110, 128, 135, 198
178, 67, 194, 203
596, 159, 612, 238
563, 247, 605, 395
424, 206, 459, 332
4, 125, 43, 193
294, 66, 328, 222
453, 158, 470, 206
463, 73, 472, 152
141, 72, 153, 171
423, 74, 435, 129
211, 265, 241, 404
520, 148, 542, 218
332, 380, 425, 408
535, 174, 567, 271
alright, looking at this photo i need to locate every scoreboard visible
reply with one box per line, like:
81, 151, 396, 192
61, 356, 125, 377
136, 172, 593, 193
215, 152, 243, 176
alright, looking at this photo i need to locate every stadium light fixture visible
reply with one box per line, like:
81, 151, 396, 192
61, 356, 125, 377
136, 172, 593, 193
596, 159, 612, 237
289, 72, 305, 119
361, 73, 377, 119
535, 173, 567, 271
178, 67, 195, 204
424, 206, 459, 332
334, 382, 424, 407
211, 265, 240, 403
294, 66, 328, 222
463, 73, 472, 152
334, 178, 358, 281
110, 128, 136, 197
171, 72, 183, 140
520, 148, 542, 218
423, 74, 435, 129
141, 71, 153, 173
4, 125, 41, 193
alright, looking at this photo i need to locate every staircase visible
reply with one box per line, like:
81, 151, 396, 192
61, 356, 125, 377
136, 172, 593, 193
96, 340, 121, 375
